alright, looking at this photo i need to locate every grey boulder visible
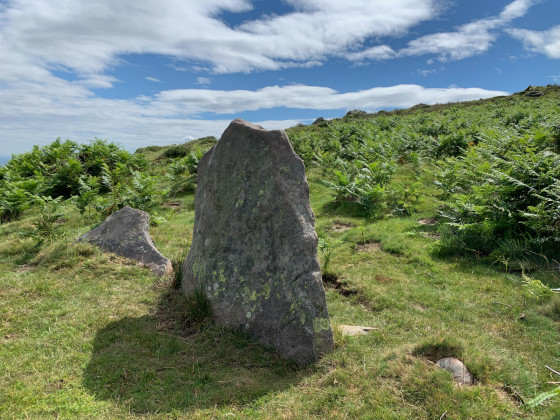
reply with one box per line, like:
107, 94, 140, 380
182, 119, 334, 365
436, 357, 474, 385
77, 206, 172, 276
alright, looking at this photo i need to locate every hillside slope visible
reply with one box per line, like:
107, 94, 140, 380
0, 86, 559, 419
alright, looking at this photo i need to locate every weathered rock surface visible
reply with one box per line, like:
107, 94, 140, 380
77, 206, 172, 276
182, 119, 334, 365
436, 357, 474, 385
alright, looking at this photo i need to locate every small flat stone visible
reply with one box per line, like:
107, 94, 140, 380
418, 218, 437, 225
338, 325, 378, 336
326, 222, 354, 232
436, 357, 474, 385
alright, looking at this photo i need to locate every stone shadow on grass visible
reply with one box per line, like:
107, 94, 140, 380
83, 287, 305, 415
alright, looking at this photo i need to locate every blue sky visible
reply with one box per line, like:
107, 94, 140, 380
0, 0, 559, 155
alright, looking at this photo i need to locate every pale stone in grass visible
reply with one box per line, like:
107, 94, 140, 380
77, 206, 172, 276
436, 357, 474, 385
338, 325, 378, 336
182, 119, 334, 365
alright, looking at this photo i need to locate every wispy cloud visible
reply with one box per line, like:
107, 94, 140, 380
417, 68, 441, 77
499, 0, 535, 20
153, 84, 507, 114
0, 0, 448, 154
196, 77, 212, 85
507, 26, 560, 59
0, 81, 507, 153
397, 0, 538, 62
342, 45, 397, 62
145, 76, 162, 83
398, 19, 500, 61
0, 0, 529, 155
0, 0, 439, 78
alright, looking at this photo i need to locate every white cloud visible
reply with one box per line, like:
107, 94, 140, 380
508, 26, 560, 59
398, 0, 538, 62
0, 0, 529, 155
343, 45, 397, 62
196, 77, 212, 85
145, 76, 162, 83
0, 0, 439, 77
152, 84, 507, 114
418, 68, 438, 77
0, 80, 507, 154
499, 0, 535, 20
399, 19, 499, 61
0, 0, 447, 154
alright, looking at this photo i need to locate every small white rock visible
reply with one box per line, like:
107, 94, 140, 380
338, 325, 378, 336
436, 357, 474, 386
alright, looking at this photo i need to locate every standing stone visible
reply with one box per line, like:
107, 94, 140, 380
182, 119, 334, 365
77, 206, 172, 276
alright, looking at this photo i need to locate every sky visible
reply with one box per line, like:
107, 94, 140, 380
0, 0, 559, 156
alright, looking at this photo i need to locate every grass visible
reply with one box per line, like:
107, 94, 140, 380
2, 176, 558, 419
2, 92, 560, 418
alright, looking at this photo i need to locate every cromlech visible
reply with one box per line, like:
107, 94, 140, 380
182, 119, 334, 365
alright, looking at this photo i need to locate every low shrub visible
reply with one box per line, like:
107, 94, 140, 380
160, 136, 216, 159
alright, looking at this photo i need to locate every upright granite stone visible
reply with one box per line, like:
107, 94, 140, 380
78, 206, 172, 276
182, 119, 334, 365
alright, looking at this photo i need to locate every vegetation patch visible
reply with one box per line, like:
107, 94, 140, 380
418, 217, 437, 225
170, 242, 190, 289
355, 241, 382, 252
374, 274, 394, 283
322, 273, 358, 297
155, 283, 212, 336
326, 221, 354, 232
412, 336, 465, 363
162, 201, 182, 208
158, 136, 217, 159
538, 294, 560, 322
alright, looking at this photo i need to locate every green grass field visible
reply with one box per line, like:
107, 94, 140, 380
1, 88, 560, 419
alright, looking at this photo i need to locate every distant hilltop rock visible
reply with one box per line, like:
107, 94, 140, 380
525, 90, 543, 97
518, 84, 559, 98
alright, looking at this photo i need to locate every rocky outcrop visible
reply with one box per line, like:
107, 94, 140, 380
525, 90, 543, 97
182, 119, 334, 365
